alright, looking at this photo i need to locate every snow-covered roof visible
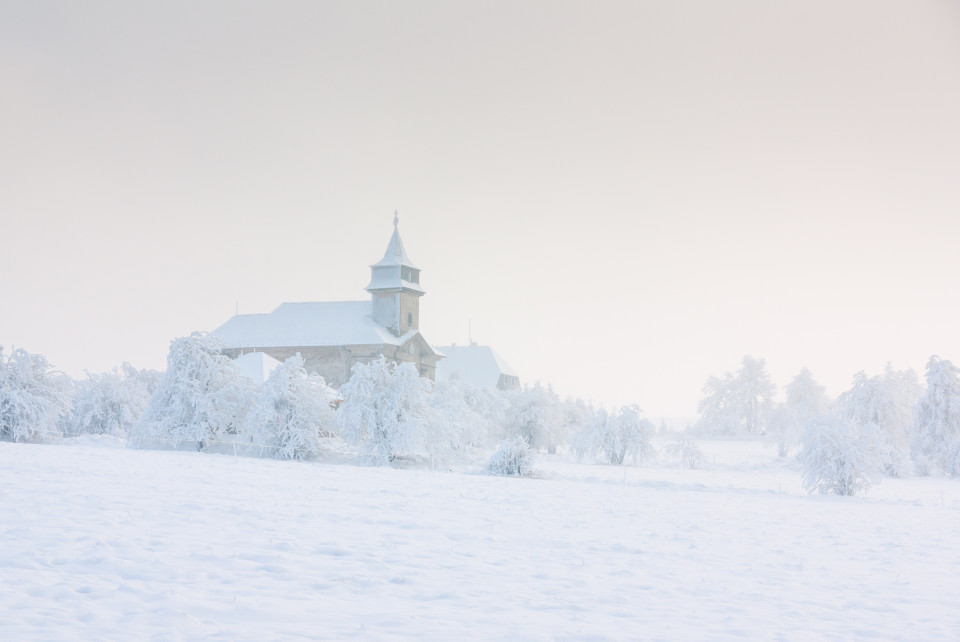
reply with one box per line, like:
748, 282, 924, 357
371, 213, 418, 269
234, 351, 282, 385
211, 301, 439, 355
435, 344, 519, 389
213, 301, 396, 348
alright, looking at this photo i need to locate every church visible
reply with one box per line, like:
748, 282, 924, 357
211, 214, 443, 387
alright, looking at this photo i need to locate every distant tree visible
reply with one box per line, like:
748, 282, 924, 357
337, 356, 435, 465
561, 396, 592, 443
767, 368, 831, 457
131, 333, 255, 449
503, 383, 563, 453
696, 356, 775, 435
912, 356, 960, 476
572, 405, 655, 465
464, 384, 510, 438
801, 412, 882, 496
696, 373, 739, 435
68, 363, 156, 437
765, 404, 798, 458
786, 367, 831, 424
0, 346, 71, 442
431, 374, 494, 452
243, 354, 337, 460
738, 356, 777, 434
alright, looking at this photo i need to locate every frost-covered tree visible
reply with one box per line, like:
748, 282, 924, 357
0, 346, 71, 442
486, 435, 534, 476
243, 354, 337, 460
765, 404, 798, 458
572, 407, 607, 462
912, 356, 960, 476
561, 396, 592, 443
337, 356, 435, 465
131, 333, 255, 449
696, 356, 775, 435
738, 356, 776, 434
837, 366, 921, 477
68, 363, 156, 437
431, 374, 494, 453
504, 383, 563, 453
572, 405, 655, 465
801, 412, 882, 496
767, 368, 831, 457
695, 372, 739, 435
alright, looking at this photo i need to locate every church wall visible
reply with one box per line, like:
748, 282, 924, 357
371, 293, 398, 332
399, 291, 420, 332
223, 342, 438, 388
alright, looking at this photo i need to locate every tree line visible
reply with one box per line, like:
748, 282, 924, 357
694, 355, 960, 493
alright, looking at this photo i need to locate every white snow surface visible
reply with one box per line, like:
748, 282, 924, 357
2, 439, 959, 640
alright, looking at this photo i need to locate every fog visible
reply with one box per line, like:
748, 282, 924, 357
3, 1, 959, 419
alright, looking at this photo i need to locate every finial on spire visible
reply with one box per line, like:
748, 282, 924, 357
393, 210, 399, 228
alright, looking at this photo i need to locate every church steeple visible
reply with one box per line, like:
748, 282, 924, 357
366, 212, 424, 335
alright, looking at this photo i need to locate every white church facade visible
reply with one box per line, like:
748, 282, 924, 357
211, 215, 443, 386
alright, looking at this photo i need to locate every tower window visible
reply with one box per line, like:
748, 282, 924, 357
407, 312, 413, 326
401, 267, 419, 284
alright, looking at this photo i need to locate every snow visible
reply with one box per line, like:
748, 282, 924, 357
233, 351, 282, 385
2, 439, 959, 640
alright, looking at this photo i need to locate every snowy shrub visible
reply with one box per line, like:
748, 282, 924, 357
486, 435, 534, 476
337, 356, 435, 465
912, 356, 960, 476
503, 383, 563, 453
664, 437, 706, 470
0, 346, 71, 442
696, 356, 775, 436
68, 363, 155, 437
801, 413, 882, 496
572, 405, 655, 465
243, 354, 337, 460
131, 333, 255, 449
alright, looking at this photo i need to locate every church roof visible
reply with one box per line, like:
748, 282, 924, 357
371, 212, 419, 269
213, 301, 408, 349
212, 301, 441, 359
435, 344, 518, 389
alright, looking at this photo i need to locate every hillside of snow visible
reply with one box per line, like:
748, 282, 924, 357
2, 439, 958, 640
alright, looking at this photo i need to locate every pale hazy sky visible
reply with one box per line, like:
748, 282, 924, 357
2, 1, 959, 420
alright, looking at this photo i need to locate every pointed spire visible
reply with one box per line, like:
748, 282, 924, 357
372, 211, 418, 269
366, 212, 424, 296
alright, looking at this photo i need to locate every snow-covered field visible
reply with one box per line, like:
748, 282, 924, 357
2, 439, 959, 641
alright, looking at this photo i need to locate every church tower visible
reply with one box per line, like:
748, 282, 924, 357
366, 212, 424, 336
